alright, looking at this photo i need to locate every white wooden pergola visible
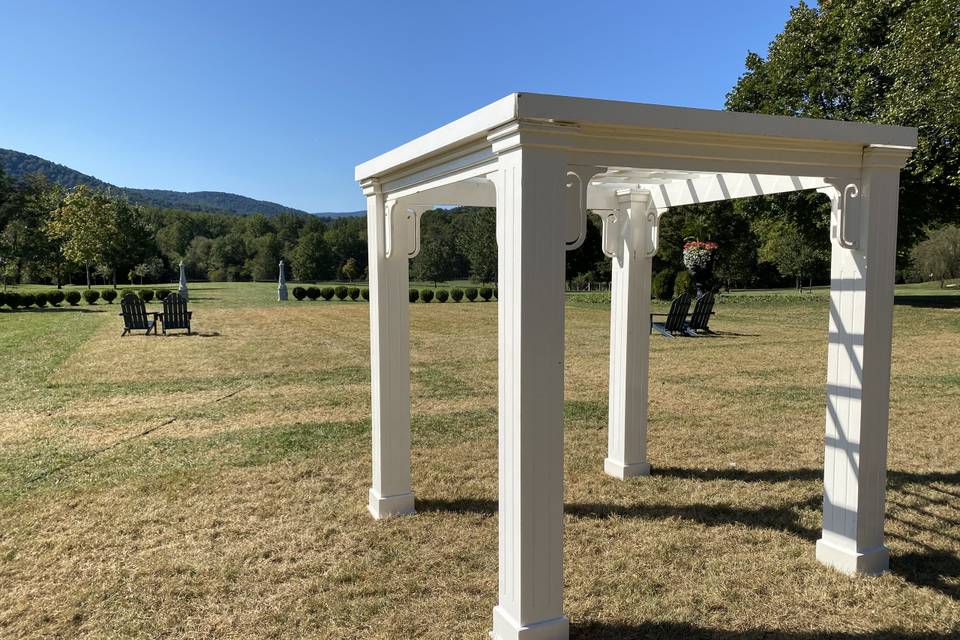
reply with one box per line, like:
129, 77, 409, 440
355, 93, 916, 640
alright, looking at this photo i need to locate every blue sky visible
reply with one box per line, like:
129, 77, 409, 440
0, 1, 798, 212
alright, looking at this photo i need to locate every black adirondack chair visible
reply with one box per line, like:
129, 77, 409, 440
650, 293, 692, 338
119, 293, 157, 336
161, 292, 192, 335
684, 291, 716, 336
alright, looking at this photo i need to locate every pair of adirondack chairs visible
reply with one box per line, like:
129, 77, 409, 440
119, 292, 192, 336
650, 292, 715, 337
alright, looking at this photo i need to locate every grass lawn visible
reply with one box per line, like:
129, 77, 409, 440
1, 282, 958, 638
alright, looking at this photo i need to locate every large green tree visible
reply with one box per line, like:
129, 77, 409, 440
291, 230, 334, 281
726, 0, 960, 255
457, 208, 498, 283
46, 185, 117, 288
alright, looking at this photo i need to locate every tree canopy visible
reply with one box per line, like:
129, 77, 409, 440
725, 0, 960, 251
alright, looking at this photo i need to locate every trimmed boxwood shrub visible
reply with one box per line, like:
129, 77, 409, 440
436, 289, 449, 303
361, 288, 369, 301
83, 289, 100, 305
306, 286, 321, 300
138, 289, 154, 303
334, 286, 348, 301
673, 271, 693, 298
6, 293, 21, 309
451, 287, 464, 302
349, 287, 360, 301
320, 287, 335, 301
101, 289, 118, 304
292, 286, 307, 300
409, 289, 419, 303
479, 286, 492, 301
20, 293, 36, 308
65, 291, 82, 306
34, 292, 49, 308
420, 289, 434, 303
0, 292, 5, 308
49, 290, 65, 306
465, 287, 478, 302
155, 289, 171, 301
652, 270, 676, 300
493, 288, 498, 299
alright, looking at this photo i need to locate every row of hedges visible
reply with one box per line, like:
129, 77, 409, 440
291, 286, 369, 301
289, 285, 499, 303
410, 286, 495, 303
0, 288, 178, 310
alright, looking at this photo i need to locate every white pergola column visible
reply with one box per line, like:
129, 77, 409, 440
490, 147, 570, 640
364, 180, 415, 519
816, 146, 911, 575
604, 190, 657, 479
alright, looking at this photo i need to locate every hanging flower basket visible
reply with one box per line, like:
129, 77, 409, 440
682, 241, 718, 297
682, 241, 719, 272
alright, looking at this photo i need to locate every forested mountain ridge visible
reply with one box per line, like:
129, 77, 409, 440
0, 148, 327, 216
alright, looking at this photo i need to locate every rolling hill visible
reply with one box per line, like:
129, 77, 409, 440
0, 148, 361, 217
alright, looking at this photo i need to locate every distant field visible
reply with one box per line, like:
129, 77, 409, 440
0, 282, 958, 638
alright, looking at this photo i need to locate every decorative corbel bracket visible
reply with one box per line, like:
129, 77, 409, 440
822, 179, 861, 250
565, 165, 606, 251
590, 189, 659, 260
384, 200, 431, 260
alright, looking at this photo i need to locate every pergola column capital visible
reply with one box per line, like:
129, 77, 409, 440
862, 144, 914, 169
361, 177, 382, 197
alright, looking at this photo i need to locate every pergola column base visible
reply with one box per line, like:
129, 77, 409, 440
815, 538, 889, 576
368, 488, 415, 519
491, 607, 569, 640
604, 458, 651, 479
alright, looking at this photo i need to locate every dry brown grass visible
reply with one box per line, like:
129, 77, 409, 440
0, 287, 958, 639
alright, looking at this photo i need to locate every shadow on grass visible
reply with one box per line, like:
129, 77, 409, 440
570, 621, 959, 639
420, 466, 960, 601
894, 294, 960, 309
160, 331, 222, 338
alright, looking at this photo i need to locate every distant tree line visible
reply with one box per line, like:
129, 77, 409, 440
0, 170, 501, 289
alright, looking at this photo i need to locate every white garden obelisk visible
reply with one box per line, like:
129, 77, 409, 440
177, 261, 188, 301
604, 190, 656, 479
278, 260, 288, 301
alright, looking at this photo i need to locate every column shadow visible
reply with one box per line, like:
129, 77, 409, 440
418, 467, 960, 601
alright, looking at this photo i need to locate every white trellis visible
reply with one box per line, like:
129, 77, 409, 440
355, 93, 916, 640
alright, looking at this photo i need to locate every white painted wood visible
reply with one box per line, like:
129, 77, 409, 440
355, 94, 919, 634
364, 180, 415, 519
356, 93, 915, 182
816, 145, 912, 575
604, 190, 656, 479
490, 147, 570, 640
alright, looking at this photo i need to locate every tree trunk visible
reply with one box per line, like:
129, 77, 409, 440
113, 269, 118, 289
85, 263, 91, 289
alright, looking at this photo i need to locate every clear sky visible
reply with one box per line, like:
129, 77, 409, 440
0, 1, 798, 213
